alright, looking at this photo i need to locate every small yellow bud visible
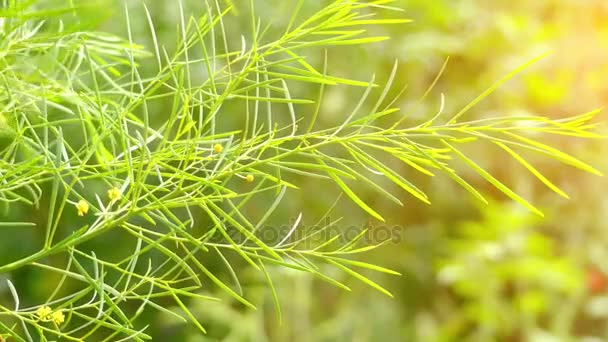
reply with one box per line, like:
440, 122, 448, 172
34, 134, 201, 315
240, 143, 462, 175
76, 200, 89, 216
51, 310, 65, 325
213, 144, 223, 154
245, 174, 254, 183
108, 187, 121, 202
36, 306, 52, 321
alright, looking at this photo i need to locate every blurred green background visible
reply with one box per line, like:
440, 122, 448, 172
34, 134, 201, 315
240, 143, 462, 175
2, 0, 608, 341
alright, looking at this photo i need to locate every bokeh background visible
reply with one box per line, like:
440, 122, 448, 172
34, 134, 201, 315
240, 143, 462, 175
2, 0, 608, 341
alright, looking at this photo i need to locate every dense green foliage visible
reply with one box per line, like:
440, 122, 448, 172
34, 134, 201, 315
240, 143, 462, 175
0, 0, 606, 340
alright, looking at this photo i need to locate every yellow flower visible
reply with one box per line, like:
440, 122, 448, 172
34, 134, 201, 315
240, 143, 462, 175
108, 187, 121, 202
51, 310, 65, 325
76, 200, 89, 216
213, 144, 223, 154
36, 306, 52, 321
245, 174, 254, 183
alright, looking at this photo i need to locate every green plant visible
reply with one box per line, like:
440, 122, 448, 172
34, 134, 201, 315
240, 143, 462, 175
435, 201, 583, 341
0, 0, 602, 340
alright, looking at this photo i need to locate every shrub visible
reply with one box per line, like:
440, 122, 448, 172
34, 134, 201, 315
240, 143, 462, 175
0, 0, 601, 340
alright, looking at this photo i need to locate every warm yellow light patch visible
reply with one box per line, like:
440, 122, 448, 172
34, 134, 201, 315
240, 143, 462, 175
76, 200, 89, 216
213, 144, 223, 153
108, 187, 122, 202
